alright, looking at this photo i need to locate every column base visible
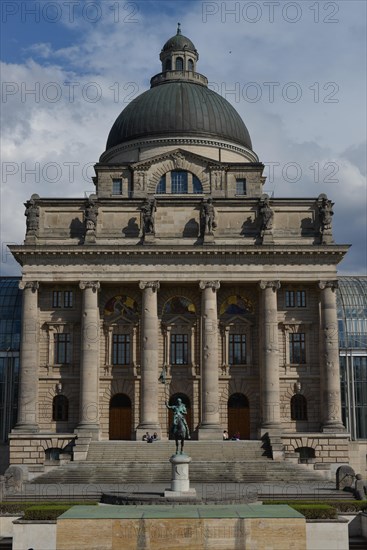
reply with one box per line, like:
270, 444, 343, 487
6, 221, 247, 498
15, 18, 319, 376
197, 425, 222, 440
259, 424, 283, 437
12, 424, 39, 433
322, 422, 346, 433
76, 424, 100, 440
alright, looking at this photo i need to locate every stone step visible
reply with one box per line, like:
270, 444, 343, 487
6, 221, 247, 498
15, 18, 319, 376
30, 459, 327, 485
85, 441, 269, 463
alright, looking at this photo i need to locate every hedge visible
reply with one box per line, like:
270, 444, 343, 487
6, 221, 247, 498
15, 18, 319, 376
263, 500, 367, 514
0, 501, 97, 518
290, 504, 337, 520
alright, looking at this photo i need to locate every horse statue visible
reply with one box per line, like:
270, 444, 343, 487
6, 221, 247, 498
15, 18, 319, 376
165, 398, 190, 454
172, 415, 187, 454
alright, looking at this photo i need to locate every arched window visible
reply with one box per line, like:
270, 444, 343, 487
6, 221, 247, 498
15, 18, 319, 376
188, 59, 194, 71
156, 175, 166, 194
52, 395, 69, 421
165, 59, 172, 71
171, 170, 188, 193
291, 394, 307, 421
193, 175, 203, 194
175, 57, 184, 71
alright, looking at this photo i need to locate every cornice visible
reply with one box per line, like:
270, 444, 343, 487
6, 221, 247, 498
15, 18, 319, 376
9, 243, 350, 267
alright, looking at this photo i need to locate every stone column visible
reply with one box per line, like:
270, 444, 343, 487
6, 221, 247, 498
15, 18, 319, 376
77, 281, 100, 437
14, 281, 39, 432
198, 280, 222, 439
319, 281, 344, 431
136, 281, 161, 439
259, 280, 282, 433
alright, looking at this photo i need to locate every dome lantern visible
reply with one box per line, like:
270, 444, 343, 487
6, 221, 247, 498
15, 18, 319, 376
159, 23, 199, 73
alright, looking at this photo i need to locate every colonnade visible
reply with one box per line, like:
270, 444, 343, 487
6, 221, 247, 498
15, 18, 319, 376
14, 279, 345, 437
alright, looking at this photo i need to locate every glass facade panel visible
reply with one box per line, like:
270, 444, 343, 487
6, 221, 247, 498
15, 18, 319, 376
0, 278, 21, 441
338, 277, 367, 439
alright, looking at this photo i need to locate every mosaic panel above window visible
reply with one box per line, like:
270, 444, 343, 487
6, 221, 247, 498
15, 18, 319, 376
104, 295, 138, 322
220, 295, 254, 316
163, 296, 196, 315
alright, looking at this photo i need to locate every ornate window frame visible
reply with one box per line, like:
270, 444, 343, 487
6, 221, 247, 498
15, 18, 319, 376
104, 322, 138, 374
220, 316, 253, 372
281, 322, 312, 372
162, 315, 197, 375
45, 323, 74, 369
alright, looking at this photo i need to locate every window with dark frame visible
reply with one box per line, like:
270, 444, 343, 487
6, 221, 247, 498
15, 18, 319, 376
175, 57, 184, 70
236, 178, 246, 195
63, 291, 73, 308
285, 290, 306, 308
112, 178, 123, 195
52, 395, 69, 421
52, 291, 62, 308
289, 333, 306, 364
170, 334, 188, 365
291, 394, 307, 421
229, 334, 246, 365
112, 334, 130, 365
188, 59, 194, 71
54, 333, 71, 364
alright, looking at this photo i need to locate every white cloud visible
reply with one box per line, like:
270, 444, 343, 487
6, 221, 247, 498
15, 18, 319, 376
1, 0, 366, 276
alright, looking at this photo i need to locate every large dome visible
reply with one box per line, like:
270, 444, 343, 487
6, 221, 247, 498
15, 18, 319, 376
106, 82, 252, 151
105, 28, 253, 153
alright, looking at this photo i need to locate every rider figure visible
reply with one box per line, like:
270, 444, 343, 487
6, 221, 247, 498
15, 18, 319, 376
165, 398, 191, 439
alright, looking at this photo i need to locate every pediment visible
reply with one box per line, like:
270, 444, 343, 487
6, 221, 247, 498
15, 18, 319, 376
130, 149, 219, 172
162, 314, 196, 326
221, 315, 253, 326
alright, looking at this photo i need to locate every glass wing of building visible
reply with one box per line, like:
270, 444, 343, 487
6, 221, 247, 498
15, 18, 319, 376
0, 277, 21, 442
337, 276, 367, 439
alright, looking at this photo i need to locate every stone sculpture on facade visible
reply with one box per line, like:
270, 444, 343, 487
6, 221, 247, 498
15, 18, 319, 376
318, 193, 334, 244
354, 473, 367, 500
84, 195, 98, 243
140, 197, 157, 240
258, 194, 274, 243
200, 197, 217, 242
24, 194, 40, 241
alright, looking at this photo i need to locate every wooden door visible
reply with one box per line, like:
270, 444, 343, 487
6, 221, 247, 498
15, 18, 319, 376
228, 393, 250, 439
109, 394, 131, 440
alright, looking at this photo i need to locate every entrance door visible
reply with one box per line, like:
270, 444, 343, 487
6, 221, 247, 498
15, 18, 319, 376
109, 393, 132, 440
228, 393, 250, 439
168, 393, 191, 439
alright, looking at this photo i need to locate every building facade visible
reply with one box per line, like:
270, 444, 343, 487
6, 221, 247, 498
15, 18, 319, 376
8, 28, 355, 475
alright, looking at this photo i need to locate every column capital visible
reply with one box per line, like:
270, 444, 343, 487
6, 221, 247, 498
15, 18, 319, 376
199, 280, 220, 291
79, 281, 100, 291
259, 280, 281, 291
318, 280, 338, 291
139, 281, 160, 292
19, 281, 39, 291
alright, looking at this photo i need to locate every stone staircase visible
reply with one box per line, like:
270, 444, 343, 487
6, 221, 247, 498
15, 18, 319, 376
28, 440, 331, 485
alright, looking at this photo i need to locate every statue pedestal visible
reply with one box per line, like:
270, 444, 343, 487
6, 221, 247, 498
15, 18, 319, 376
164, 454, 196, 498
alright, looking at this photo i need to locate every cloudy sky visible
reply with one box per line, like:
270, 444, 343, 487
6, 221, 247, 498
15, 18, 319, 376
1, 0, 366, 275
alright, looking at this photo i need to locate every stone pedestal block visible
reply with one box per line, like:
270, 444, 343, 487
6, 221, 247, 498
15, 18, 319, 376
164, 454, 196, 497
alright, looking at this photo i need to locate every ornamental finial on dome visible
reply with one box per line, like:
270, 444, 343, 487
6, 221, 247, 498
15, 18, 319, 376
177, 22, 181, 35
